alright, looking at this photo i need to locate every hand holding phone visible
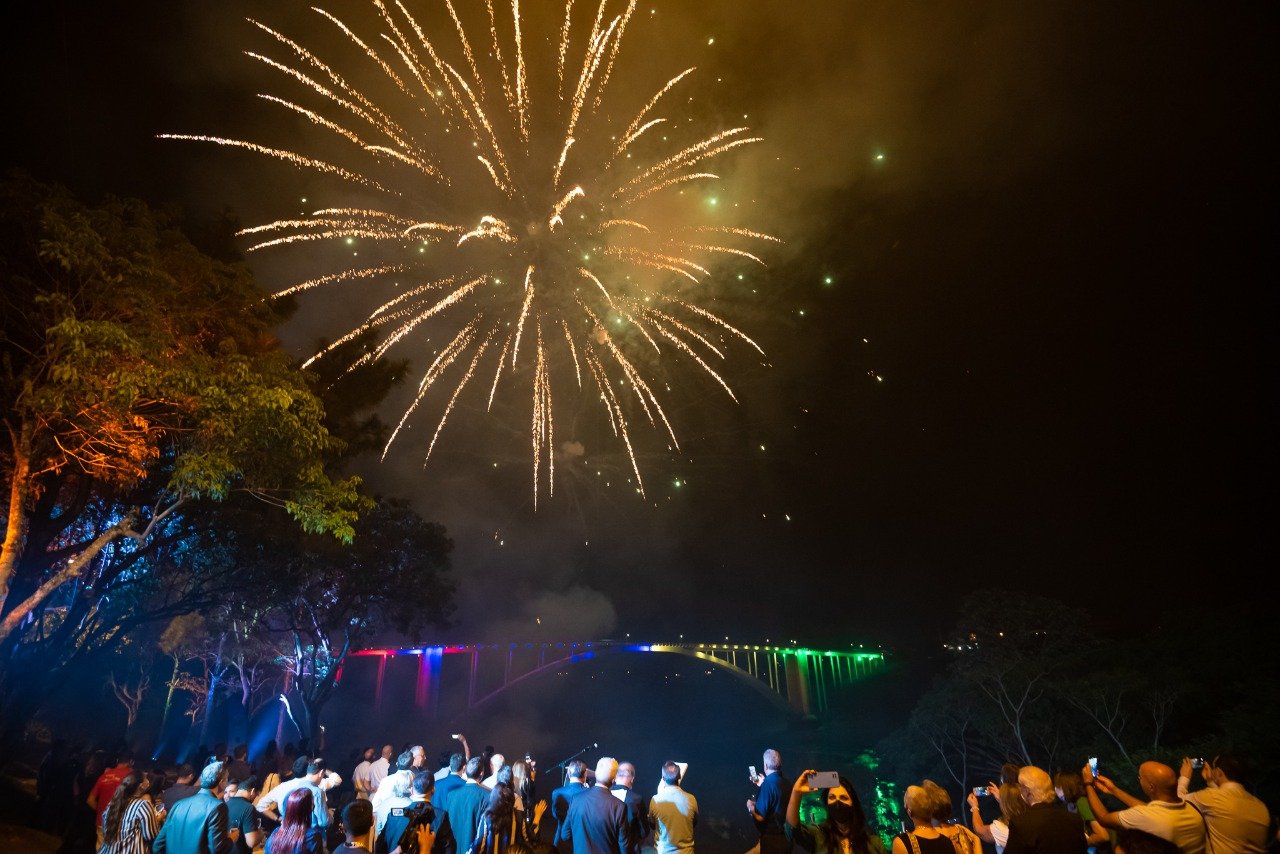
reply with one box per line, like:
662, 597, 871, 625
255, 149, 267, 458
1088, 757, 1099, 777
748, 765, 759, 785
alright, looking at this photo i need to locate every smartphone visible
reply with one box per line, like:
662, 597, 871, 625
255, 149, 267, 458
809, 771, 840, 789
749, 765, 758, 781
972, 786, 988, 797
1191, 757, 1205, 769
1088, 757, 1098, 776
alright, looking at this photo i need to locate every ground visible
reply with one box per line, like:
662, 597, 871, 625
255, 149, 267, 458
1, 772, 60, 853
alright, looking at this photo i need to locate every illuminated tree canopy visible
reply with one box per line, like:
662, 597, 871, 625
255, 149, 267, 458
0, 173, 376, 752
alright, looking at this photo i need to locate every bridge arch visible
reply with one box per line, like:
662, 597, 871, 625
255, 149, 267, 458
345, 641, 886, 720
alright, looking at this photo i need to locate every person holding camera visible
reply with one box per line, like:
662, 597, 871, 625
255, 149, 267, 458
967, 782, 1027, 854
1177, 755, 1271, 853
1080, 760, 1205, 854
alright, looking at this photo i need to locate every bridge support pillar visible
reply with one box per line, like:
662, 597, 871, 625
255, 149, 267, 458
415, 649, 443, 716
375, 654, 388, 711
784, 654, 813, 718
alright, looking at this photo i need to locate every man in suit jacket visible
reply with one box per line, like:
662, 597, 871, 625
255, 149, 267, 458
550, 760, 591, 840
611, 762, 650, 854
556, 757, 631, 854
443, 756, 490, 854
153, 760, 232, 854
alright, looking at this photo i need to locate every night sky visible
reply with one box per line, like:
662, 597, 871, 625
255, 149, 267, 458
5, 1, 1275, 658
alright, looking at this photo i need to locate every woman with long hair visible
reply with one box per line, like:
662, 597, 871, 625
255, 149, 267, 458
470, 782, 540, 854
785, 769, 885, 854
265, 787, 327, 854
98, 771, 162, 854
1054, 770, 1111, 852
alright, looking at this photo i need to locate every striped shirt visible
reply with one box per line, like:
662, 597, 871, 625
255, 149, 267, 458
101, 797, 162, 854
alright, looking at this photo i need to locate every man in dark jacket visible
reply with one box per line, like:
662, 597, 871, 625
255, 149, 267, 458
1003, 765, 1088, 854
550, 760, 591, 841
443, 757, 489, 854
153, 760, 232, 854
556, 757, 631, 854
611, 762, 650, 854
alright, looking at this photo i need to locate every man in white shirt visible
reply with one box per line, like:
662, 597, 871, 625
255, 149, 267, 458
368, 744, 393, 796
1084, 760, 1207, 854
352, 747, 376, 800
256, 756, 342, 832
1178, 754, 1271, 853
649, 761, 696, 854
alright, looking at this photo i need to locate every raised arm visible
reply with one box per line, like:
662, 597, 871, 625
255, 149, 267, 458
966, 790, 995, 843
785, 770, 816, 830
1081, 765, 1134, 830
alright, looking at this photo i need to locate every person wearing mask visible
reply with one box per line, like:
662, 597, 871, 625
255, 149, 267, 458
786, 769, 883, 854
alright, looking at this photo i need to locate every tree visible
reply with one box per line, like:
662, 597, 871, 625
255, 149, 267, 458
0, 174, 366, 758
252, 497, 454, 742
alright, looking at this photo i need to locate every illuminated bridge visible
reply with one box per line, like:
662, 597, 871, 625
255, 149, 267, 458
344, 640, 887, 720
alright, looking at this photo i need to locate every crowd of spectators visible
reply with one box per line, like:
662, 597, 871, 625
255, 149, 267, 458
30, 734, 1280, 854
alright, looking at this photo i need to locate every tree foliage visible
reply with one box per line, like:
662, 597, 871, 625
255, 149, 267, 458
873, 590, 1280, 816
0, 174, 384, 757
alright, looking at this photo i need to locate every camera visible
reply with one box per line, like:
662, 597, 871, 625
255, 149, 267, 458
1191, 757, 1205, 769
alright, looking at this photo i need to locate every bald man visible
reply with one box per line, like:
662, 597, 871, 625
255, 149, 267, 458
1082, 760, 1206, 854
1002, 765, 1087, 854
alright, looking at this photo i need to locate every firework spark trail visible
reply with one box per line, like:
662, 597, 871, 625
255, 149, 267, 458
590, 0, 636, 113
485, 0, 514, 112
556, 0, 575, 98
158, 134, 396, 195
270, 264, 407, 300
614, 67, 694, 157
167, 0, 778, 502
442, 0, 485, 101
512, 0, 529, 141
560, 319, 582, 388
383, 319, 481, 459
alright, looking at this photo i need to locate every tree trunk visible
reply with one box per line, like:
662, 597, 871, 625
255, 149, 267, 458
0, 426, 33, 617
